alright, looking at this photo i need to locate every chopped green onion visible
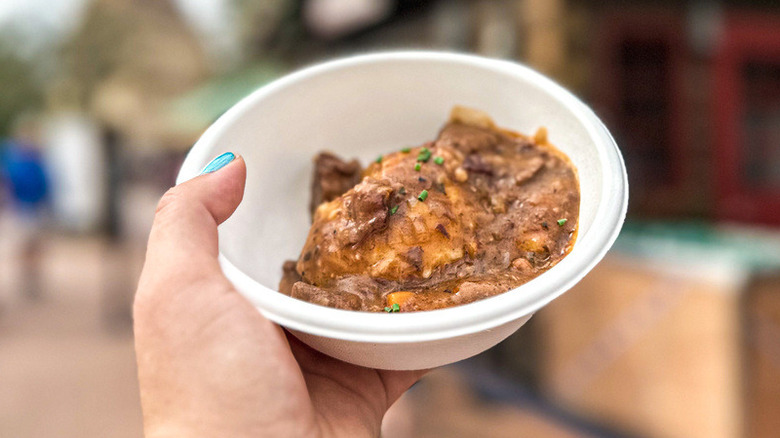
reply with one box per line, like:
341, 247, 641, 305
414, 162, 421, 171
401, 147, 411, 153
417, 147, 431, 162
418, 190, 428, 201
390, 205, 399, 215
557, 218, 567, 226
384, 306, 392, 312
434, 156, 444, 165
375, 155, 383, 164
384, 303, 401, 313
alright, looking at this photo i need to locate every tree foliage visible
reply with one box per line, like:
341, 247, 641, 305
0, 45, 43, 136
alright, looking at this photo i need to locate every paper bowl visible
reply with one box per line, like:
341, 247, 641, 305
176, 51, 628, 370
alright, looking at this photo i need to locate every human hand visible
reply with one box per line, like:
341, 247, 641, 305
134, 154, 427, 437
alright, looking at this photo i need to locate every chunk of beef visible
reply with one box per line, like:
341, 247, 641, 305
290, 282, 362, 311
279, 260, 301, 296
404, 246, 424, 272
514, 156, 545, 185
310, 152, 362, 217
452, 281, 505, 305
342, 179, 392, 245
437, 123, 501, 153
462, 154, 494, 175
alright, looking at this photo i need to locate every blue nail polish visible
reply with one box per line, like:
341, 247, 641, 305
201, 152, 235, 174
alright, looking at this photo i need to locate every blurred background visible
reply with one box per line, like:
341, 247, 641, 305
1, 0, 779, 436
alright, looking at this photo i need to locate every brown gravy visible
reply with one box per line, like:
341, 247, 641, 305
279, 107, 579, 312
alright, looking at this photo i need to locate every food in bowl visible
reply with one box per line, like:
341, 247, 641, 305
279, 106, 579, 312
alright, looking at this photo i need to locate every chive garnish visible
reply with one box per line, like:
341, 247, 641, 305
557, 218, 567, 226
434, 156, 444, 165
414, 162, 421, 171
390, 205, 399, 215
384, 303, 400, 313
401, 147, 411, 153
417, 147, 431, 162
418, 190, 429, 201
375, 155, 383, 164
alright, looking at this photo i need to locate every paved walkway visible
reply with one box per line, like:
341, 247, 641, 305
0, 234, 143, 438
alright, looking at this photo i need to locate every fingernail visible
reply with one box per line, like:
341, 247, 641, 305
201, 152, 235, 174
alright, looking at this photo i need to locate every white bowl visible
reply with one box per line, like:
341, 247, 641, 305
177, 51, 628, 370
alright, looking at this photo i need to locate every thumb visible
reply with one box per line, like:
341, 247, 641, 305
140, 153, 246, 293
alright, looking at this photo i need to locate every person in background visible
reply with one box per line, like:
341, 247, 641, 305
0, 137, 49, 300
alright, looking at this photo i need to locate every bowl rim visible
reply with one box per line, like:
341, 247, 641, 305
178, 50, 628, 344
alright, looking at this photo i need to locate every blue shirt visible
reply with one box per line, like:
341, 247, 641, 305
0, 139, 49, 208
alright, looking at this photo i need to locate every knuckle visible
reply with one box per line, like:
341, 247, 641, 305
155, 187, 185, 217
152, 187, 193, 232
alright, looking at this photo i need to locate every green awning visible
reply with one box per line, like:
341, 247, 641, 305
164, 62, 285, 136
614, 220, 780, 271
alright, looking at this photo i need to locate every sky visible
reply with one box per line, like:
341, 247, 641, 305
0, 0, 89, 56
0, 0, 239, 62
